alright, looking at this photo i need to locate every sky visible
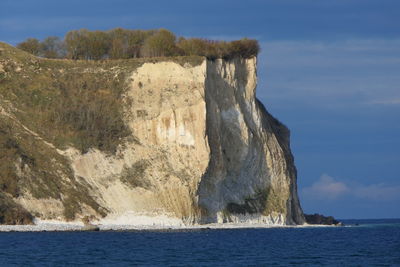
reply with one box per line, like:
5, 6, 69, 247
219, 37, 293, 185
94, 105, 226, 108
1, 0, 399, 219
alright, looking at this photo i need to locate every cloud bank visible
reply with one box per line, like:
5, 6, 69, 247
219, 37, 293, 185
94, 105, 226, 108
302, 174, 400, 202
302, 174, 349, 199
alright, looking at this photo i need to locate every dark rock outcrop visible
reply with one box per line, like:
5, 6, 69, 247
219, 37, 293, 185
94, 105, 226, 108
305, 213, 341, 225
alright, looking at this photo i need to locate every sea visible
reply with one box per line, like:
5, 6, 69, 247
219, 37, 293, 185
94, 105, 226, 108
0, 219, 399, 266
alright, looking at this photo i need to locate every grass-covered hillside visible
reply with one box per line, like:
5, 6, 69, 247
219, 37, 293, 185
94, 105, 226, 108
0, 42, 203, 153
0, 42, 203, 223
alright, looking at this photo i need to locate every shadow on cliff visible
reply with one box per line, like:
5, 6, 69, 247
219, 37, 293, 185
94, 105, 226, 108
256, 99, 305, 225
197, 57, 305, 225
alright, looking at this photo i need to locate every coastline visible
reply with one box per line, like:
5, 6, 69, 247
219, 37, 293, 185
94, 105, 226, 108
0, 219, 337, 232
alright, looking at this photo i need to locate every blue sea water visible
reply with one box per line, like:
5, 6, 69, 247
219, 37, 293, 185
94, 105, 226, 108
0, 219, 399, 266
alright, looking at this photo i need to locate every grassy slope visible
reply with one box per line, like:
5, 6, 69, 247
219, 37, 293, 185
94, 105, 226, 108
0, 42, 203, 153
0, 42, 203, 223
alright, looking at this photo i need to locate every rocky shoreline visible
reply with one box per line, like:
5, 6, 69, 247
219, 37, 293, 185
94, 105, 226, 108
0, 220, 342, 232
0, 213, 342, 231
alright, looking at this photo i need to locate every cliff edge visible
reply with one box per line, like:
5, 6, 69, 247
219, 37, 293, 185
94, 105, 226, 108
0, 42, 304, 226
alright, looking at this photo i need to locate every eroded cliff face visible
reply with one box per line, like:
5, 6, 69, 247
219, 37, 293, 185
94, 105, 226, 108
199, 58, 304, 225
0, 43, 304, 226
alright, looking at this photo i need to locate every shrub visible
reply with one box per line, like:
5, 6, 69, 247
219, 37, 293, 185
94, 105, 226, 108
141, 29, 177, 57
17, 38, 41, 56
178, 38, 260, 60
40, 36, 65, 58
50, 72, 131, 153
17, 28, 260, 60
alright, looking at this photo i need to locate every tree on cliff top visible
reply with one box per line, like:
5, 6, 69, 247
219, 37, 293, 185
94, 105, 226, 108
141, 29, 177, 57
17, 28, 260, 60
17, 38, 41, 56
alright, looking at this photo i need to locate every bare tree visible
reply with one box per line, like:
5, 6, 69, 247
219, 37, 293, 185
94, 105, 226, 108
17, 38, 41, 56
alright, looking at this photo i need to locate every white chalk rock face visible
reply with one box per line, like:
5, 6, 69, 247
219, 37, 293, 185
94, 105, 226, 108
72, 57, 303, 226
3, 53, 304, 226
197, 58, 304, 225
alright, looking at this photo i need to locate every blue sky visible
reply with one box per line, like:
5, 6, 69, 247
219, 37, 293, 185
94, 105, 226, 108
1, 0, 399, 219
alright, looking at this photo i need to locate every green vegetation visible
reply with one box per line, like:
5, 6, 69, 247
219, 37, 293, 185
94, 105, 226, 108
0, 122, 34, 197
0, 192, 33, 224
0, 43, 136, 153
226, 189, 269, 215
0, 42, 203, 154
17, 36, 65, 59
0, 42, 141, 220
226, 186, 286, 216
120, 160, 152, 189
49, 70, 131, 153
0, 115, 105, 221
17, 28, 259, 60
262, 187, 287, 215
0, 42, 204, 221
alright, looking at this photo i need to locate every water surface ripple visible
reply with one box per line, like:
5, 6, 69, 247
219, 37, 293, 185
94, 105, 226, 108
0, 219, 399, 266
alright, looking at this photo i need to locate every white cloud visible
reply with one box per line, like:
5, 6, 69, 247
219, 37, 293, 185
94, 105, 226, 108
302, 174, 349, 200
302, 174, 400, 202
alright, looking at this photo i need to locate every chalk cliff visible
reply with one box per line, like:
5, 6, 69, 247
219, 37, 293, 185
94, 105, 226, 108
0, 42, 304, 226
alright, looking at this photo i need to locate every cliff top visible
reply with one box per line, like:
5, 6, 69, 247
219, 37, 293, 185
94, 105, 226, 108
13, 28, 259, 60
0, 42, 205, 68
